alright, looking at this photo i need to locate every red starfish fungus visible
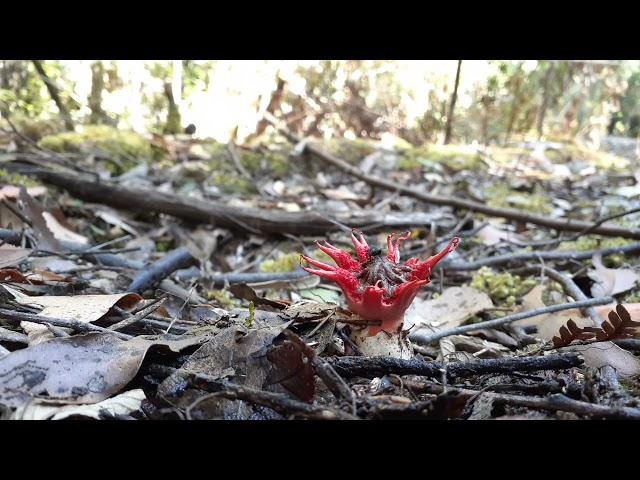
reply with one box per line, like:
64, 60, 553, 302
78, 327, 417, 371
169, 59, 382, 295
301, 230, 459, 336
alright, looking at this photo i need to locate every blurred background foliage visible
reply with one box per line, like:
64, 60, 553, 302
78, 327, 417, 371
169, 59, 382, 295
1, 60, 639, 150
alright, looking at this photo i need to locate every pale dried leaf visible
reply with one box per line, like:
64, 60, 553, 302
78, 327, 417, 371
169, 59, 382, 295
41, 212, 89, 245
560, 342, 640, 377
476, 223, 524, 246
516, 285, 594, 339
0, 185, 47, 200
3, 285, 142, 323
0, 332, 203, 408
0, 245, 31, 269
11, 389, 146, 420
589, 251, 640, 297
405, 285, 493, 333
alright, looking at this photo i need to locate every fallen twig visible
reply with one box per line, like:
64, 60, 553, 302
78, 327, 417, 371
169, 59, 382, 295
128, 247, 197, 293
0, 308, 132, 340
284, 331, 354, 405
409, 296, 613, 345
0, 326, 28, 345
326, 352, 583, 380
147, 363, 357, 420
442, 241, 640, 270
108, 296, 168, 331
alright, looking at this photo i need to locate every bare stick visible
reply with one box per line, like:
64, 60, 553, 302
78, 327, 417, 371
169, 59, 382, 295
327, 352, 583, 380
0, 308, 131, 340
108, 296, 168, 331
128, 247, 197, 293
442, 241, 640, 270
409, 296, 613, 345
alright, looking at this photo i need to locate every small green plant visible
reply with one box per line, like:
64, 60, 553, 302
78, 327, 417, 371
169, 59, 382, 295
470, 266, 537, 307
245, 301, 255, 328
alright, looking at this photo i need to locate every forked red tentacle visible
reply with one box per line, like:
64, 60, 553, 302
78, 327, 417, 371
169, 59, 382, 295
386, 231, 411, 262
351, 229, 369, 263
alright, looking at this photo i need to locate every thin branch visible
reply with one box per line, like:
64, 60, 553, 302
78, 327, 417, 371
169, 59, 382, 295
409, 296, 613, 345
442, 241, 640, 270
327, 352, 583, 380
0, 308, 132, 340
266, 114, 640, 239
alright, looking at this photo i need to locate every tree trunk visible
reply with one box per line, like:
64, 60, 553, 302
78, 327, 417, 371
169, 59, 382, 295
163, 82, 182, 134
31, 60, 74, 131
536, 63, 554, 140
443, 60, 462, 144
89, 61, 106, 124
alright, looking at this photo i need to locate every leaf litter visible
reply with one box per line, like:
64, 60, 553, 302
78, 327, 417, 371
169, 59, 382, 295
1, 125, 640, 420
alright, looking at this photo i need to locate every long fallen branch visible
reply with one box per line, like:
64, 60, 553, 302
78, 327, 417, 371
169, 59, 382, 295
409, 296, 613, 345
271, 120, 640, 239
18, 167, 456, 236
327, 352, 583, 380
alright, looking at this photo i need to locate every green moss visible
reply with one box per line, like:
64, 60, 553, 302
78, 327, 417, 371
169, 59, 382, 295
260, 252, 301, 273
397, 144, 484, 172
155, 240, 173, 252
558, 236, 633, 268
558, 144, 630, 172
470, 267, 537, 307
0, 168, 42, 188
484, 183, 553, 214
12, 117, 66, 141
39, 125, 153, 174
209, 173, 254, 194
262, 150, 290, 176
324, 138, 375, 164
205, 289, 238, 309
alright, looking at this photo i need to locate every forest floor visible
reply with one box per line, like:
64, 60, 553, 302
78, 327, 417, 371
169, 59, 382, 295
1, 120, 640, 420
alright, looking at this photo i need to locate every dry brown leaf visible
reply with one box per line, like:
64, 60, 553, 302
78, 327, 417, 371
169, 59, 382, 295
589, 251, 640, 297
18, 187, 63, 253
583, 304, 640, 341
2, 286, 144, 345
552, 319, 596, 348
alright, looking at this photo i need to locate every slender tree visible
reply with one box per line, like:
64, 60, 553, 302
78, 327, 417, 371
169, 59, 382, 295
31, 60, 74, 131
444, 60, 462, 144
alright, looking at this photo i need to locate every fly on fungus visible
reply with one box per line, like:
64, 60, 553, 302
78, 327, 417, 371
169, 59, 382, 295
301, 230, 459, 356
